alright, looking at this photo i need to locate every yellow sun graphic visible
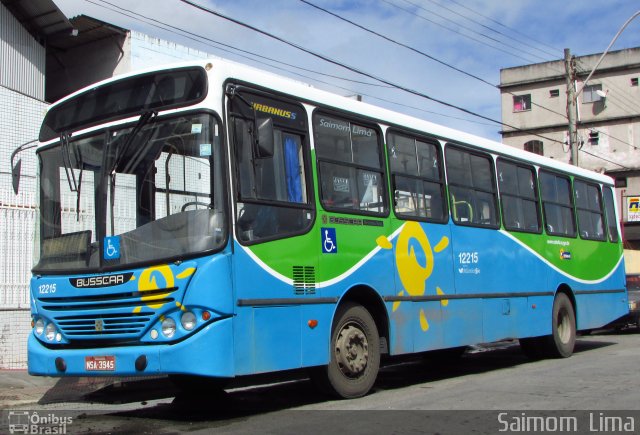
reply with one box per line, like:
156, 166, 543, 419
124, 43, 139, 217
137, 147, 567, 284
377, 221, 449, 331
132, 265, 195, 313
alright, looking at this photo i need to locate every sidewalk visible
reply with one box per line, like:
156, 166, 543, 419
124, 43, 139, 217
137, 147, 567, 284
0, 370, 60, 408
0, 370, 175, 409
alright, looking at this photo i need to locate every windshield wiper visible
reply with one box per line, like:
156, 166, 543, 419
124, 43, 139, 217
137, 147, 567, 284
59, 132, 85, 222
108, 111, 157, 235
60, 132, 78, 192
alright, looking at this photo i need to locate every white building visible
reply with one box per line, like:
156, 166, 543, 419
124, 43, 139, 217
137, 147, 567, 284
0, 2, 214, 368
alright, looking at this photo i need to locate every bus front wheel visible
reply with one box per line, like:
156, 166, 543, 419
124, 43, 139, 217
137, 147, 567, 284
312, 303, 380, 399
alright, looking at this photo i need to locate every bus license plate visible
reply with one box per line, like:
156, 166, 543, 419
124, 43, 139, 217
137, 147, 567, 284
85, 356, 115, 371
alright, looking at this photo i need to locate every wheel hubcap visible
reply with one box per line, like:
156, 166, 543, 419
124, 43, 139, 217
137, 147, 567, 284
335, 324, 368, 377
557, 308, 571, 344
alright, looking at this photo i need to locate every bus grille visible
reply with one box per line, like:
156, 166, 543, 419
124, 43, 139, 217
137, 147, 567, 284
54, 312, 155, 337
38, 287, 177, 340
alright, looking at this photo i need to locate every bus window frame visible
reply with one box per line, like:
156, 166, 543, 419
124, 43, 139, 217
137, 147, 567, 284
573, 178, 607, 242
313, 108, 389, 218
538, 169, 577, 239
225, 83, 316, 246
602, 185, 620, 243
386, 128, 448, 224
444, 144, 500, 230
496, 157, 543, 234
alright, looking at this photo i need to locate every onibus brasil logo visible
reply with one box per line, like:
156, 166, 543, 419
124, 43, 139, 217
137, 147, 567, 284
7, 411, 72, 434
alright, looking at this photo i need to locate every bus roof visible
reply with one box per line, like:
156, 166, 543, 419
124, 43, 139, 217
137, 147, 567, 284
46, 57, 614, 186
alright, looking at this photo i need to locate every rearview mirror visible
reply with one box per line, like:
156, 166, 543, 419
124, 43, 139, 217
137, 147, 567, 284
255, 117, 274, 159
12, 159, 22, 195
10, 139, 38, 195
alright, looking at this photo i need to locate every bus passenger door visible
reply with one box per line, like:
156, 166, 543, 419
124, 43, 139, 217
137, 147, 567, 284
227, 89, 316, 375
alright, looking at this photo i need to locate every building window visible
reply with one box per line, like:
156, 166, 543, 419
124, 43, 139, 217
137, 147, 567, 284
549, 89, 560, 97
524, 140, 543, 155
582, 84, 603, 103
615, 177, 627, 188
588, 130, 599, 145
513, 94, 531, 112
632, 78, 639, 87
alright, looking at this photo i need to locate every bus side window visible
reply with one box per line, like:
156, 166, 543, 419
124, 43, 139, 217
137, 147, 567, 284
228, 91, 313, 244
387, 131, 446, 222
539, 171, 576, 238
574, 180, 606, 241
603, 187, 620, 242
314, 112, 386, 215
445, 145, 499, 228
497, 159, 541, 233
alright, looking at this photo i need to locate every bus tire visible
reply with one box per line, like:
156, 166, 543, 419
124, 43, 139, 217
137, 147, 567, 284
312, 303, 380, 399
545, 292, 576, 358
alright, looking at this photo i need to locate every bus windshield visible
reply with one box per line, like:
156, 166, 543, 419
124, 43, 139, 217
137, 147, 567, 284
35, 112, 226, 273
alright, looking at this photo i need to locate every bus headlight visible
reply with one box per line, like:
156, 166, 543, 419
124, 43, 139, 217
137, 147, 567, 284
181, 312, 197, 331
35, 319, 45, 335
45, 323, 56, 341
161, 317, 176, 338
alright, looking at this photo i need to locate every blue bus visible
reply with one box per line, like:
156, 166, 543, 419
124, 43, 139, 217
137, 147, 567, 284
18, 59, 627, 398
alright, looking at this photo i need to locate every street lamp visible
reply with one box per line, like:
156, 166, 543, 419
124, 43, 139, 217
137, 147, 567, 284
566, 9, 640, 167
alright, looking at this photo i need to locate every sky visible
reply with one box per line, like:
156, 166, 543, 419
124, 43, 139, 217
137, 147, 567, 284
52, 0, 640, 141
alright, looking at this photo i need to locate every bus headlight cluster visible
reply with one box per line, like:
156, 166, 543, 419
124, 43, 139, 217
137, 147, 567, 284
35, 319, 45, 335
45, 323, 56, 341
181, 312, 197, 331
161, 317, 176, 338
148, 309, 212, 342
33, 318, 61, 342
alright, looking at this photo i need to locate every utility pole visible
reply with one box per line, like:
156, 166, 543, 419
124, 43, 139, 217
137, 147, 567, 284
564, 48, 579, 167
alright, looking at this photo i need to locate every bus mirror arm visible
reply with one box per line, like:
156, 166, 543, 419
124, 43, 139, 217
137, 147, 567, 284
226, 85, 274, 159
255, 117, 274, 159
10, 140, 38, 195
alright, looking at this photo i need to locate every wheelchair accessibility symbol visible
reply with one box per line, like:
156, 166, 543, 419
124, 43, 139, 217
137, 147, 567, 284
104, 236, 120, 260
321, 228, 337, 254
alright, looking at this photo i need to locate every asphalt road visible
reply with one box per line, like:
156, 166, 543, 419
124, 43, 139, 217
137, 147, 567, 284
4, 329, 640, 434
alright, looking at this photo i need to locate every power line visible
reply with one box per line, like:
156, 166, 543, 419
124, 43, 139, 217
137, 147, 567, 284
575, 60, 640, 114
91, 0, 393, 89
439, 0, 562, 56
98, 1, 630, 169
299, 0, 497, 89
378, 0, 544, 65
420, 0, 560, 59
89, 0, 488, 127
176, 0, 603, 156
299, 0, 568, 120
391, 0, 552, 63
580, 149, 630, 169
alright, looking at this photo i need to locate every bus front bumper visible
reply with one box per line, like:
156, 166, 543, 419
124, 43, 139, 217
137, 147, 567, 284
27, 317, 234, 378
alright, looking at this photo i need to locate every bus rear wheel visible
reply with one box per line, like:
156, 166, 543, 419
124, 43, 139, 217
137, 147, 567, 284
546, 292, 576, 358
519, 293, 576, 359
312, 303, 380, 399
